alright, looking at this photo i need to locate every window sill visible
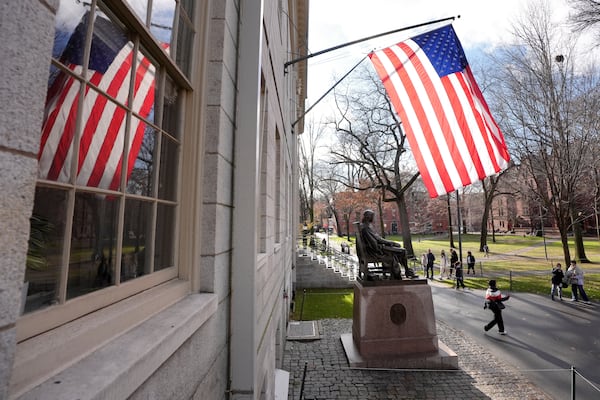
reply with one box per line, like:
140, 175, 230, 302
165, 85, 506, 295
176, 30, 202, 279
11, 282, 218, 399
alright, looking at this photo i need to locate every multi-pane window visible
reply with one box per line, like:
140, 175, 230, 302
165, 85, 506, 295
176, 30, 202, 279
23, 0, 192, 317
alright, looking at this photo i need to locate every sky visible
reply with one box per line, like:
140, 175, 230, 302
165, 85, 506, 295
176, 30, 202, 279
305, 0, 572, 122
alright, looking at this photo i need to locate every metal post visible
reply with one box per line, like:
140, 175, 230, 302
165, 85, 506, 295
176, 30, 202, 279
327, 217, 330, 255
284, 15, 459, 70
571, 365, 576, 400
456, 190, 463, 263
298, 362, 308, 400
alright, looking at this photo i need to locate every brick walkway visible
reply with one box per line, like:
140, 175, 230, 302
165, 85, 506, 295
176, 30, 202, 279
284, 319, 552, 400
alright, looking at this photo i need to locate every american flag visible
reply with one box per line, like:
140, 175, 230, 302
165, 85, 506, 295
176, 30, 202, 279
38, 12, 156, 191
369, 25, 510, 198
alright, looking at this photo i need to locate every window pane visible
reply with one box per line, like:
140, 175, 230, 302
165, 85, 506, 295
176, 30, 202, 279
78, 89, 128, 191
121, 199, 153, 282
41, 0, 88, 184
23, 187, 68, 313
154, 203, 175, 270
126, 118, 157, 196
150, 0, 176, 45
133, 48, 157, 125
88, 14, 132, 101
125, 0, 149, 25
67, 192, 119, 299
158, 135, 178, 201
52, 4, 89, 71
38, 76, 81, 184
175, 13, 194, 76
161, 75, 181, 138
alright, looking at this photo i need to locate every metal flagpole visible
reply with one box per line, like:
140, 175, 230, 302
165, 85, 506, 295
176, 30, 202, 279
287, 15, 460, 132
456, 190, 463, 263
292, 56, 367, 128
284, 15, 460, 71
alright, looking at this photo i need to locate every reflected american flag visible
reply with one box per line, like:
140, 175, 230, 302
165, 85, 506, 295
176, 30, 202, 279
38, 12, 156, 191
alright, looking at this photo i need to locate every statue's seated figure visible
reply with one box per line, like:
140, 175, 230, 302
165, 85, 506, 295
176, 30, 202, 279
358, 209, 413, 280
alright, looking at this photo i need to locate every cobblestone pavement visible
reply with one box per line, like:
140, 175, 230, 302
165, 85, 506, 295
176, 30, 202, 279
284, 319, 553, 400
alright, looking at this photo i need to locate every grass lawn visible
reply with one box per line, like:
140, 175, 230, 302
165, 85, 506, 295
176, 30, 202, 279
296, 233, 599, 320
291, 288, 354, 320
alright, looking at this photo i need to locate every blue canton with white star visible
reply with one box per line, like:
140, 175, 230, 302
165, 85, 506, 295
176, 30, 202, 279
411, 25, 468, 78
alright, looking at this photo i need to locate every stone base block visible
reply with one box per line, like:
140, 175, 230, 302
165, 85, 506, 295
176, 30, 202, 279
347, 279, 458, 369
341, 333, 458, 369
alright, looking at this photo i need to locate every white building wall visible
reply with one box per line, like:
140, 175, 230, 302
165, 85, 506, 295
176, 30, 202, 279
0, 0, 305, 399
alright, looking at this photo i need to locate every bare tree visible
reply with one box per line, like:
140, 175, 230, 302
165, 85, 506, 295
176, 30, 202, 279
479, 167, 517, 249
569, 0, 600, 44
488, 1, 600, 264
298, 119, 327, 231
326, 67, 420, 257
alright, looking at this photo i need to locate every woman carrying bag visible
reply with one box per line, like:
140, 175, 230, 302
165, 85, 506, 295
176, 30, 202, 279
484, 280, 510, 335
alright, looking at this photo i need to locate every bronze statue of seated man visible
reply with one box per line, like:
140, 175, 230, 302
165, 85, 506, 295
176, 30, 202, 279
359, 209, 414, 280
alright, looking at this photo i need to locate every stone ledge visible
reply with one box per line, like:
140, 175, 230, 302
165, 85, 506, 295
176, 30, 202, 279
12, 293, 218, 400
341, 333, 458, 370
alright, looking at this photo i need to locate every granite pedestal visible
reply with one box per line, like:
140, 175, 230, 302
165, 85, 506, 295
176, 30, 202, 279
341, 279, 458, 369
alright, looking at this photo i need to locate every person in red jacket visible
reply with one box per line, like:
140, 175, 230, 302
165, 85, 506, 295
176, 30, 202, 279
484, 280, 510, 335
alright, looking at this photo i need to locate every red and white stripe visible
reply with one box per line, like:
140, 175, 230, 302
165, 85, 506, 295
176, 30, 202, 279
38, 43, 156, 191
369, 40, 510, 198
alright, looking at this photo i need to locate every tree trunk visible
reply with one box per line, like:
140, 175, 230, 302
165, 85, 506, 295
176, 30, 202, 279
571, 208, 589, 262
480, 196, 493, 252
377, 198, 385, 237
345, 215, 351, 241
559, 228, 571, 267
396, 193, 414, 258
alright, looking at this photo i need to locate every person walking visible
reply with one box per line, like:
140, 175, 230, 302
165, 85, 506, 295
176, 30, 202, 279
454, 261, 465, 289
483, 244, 489, 257
426, 249, 435, 279
449, 249, 458, 278
439, 249, 448, 279
550, 263, 564, 301
567, 260, 590, 303
420, 253, 427, 277
484, 279, 510, 335
466, 251, 476, 275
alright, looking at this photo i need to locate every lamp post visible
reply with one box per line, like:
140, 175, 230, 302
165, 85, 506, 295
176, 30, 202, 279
326, 215, 330, 254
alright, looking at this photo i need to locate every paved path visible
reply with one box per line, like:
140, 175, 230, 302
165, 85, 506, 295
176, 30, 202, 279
284, 318, 552, 399
430, 281, 600, 400
283, 282, 599, 399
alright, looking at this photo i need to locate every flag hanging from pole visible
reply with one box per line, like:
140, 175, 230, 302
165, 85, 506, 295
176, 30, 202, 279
38, 12, 157, 191
369, 24, 510, 198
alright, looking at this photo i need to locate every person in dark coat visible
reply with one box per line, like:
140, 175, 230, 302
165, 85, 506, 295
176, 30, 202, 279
466, 251, 476, 275
449, 248, 458, 278
426, 249, 435, 279
484, 279, 510, 335
551, 263, 564, 301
